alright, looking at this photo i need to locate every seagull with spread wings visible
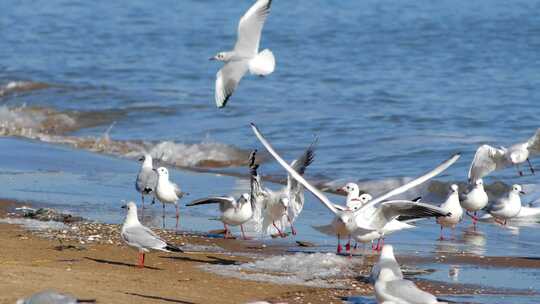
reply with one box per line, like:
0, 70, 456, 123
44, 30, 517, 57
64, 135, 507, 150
210, 0, 275, 108
469, 128, 540, 182
251, 123, 458, 254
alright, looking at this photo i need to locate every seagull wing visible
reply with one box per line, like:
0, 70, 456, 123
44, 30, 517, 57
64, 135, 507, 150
122, 225, 167, 251
527, 128, 540, 154
379, 200, 451, 223
173, 183, 185, 199
468, 144, 508, 182
234, 0, 272, 57
251, 123, 339, 214
135, 167, 157, 193
215, 60, 249, 108
360, 153, 460, 211
186, 196, 234, 213
286, 138, 317, 221
382, 279, 438, 304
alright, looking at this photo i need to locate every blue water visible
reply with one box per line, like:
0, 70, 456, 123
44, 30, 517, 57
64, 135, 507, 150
1, 1, 540, 301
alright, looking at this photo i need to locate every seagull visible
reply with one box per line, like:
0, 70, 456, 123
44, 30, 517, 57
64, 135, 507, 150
459, 179, 488, 228
370, 245, 403, 283
135, 154, 157, 217
251, 123, 458, 254
337, 182, 372, 210
17, 290, 96, 304
210, 0, 275, 108
486, 184, 524, 225
121, 202, 183, 268
436, 184, 463, 240
375, 262, 443, 304
468, 128, 540, 182
154, 167, 186, 230
250, 141, 315, 237
187, 193, 254, 239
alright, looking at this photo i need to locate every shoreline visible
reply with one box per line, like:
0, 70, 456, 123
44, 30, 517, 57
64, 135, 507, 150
1, 199, 538, 304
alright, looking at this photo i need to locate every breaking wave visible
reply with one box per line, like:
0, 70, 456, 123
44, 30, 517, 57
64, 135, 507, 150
0, 81, 51, 97
0, 105, 251, 169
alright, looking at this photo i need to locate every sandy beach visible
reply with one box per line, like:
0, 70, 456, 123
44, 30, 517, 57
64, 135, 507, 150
1, 199, 538, 304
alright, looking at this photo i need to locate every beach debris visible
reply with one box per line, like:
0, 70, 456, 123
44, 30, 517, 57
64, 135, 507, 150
21, 208, 84, 223
296, 240, 316, 247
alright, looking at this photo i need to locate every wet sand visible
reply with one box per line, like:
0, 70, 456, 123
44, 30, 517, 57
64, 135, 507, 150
0, 200, 538, 304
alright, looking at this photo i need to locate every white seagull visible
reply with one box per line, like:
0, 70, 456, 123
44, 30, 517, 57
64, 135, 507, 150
370, 245, 403, 283
210, 0, 275, 108
250, 142, 315, 237
187, 193, 254, 239
135, 153, 158, 217
468, 128, 540, 182
251, 123, 458, 254
459, 179, 488, 228
154, 167, 186, 230
486, 184, 524, 225
436, 184, 463, 240
375, 263, 443, 304
17, 290, 96, 304
338, 182, 372, 210
121, 202, 183, 268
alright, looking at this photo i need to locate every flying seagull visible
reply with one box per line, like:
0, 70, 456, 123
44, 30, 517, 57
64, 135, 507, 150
210, 0, 275, 108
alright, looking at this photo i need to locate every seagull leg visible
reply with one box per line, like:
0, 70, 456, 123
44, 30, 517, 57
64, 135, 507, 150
527, 158, 535, 175
137, 252, 144, 268
439, 226, 444, 240
516, 164, 523, 176
337, 234, 342, 254
272, 221, 285, 237
347, 235, 352, 258
141, 195, 145, 218
286, 214, 296, 236
162, 203, 166, 229
175, 204, 180, 232
240, 224, 251, 240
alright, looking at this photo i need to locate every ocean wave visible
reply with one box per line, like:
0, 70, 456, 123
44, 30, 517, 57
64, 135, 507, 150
0, 105, 251, 169
0, 81, 50, 97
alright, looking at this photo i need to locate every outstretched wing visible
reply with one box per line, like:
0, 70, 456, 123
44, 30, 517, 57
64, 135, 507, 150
360, 153, 461, 212
468, 144, 508, 182
251, 123, 339, 215
234, 0, 272, 57
366, 200, 450, 230
215, 60, 249, 108
286, 138, 317, 222
527, 128, 540, 154
186, 196, 234, 213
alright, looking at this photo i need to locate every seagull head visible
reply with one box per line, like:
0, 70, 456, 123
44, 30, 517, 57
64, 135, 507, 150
475, 179, 484, 187
279, 197, 290, 209
240, 193, 250, 203
359, 193, 372, 204
380, 244, 395, 260
339, 182, 359, 195
209, 52, 229, 62
153, 167, 169, 179
121, 201, 139, 222
450, 184, 459, 193
512, 184, 525, 195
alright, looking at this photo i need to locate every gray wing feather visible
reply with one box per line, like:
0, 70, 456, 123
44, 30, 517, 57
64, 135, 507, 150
215, 60, 249, 108
186, 197, 234, 213
379, 200, 450, 225
234, 0, 272, 56
135, 168, 157, 193
468, 145, 508, 182
384, 279, 438, 304
527, 128, 540, 154
122, 225, 166, 250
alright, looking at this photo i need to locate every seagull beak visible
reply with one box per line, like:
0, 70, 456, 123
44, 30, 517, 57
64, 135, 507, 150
209, 56, 216, 61
336, 187, 346, 194
138, 157, 144, 162
152, 168, 157, 172
121, 205, 127, 209
520, 191, 526, 195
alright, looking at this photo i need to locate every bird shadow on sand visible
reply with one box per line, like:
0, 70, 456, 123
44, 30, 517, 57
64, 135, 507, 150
85, 257, 163, 270
124, 292, 195, 304
159, 255, 238, 266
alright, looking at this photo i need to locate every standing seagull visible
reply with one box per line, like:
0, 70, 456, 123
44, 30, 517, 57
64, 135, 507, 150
370, 245, 403, 283
460, 179, 488, 228
135, 154, 157, 217
468, 128, 540, 182
486, 184, 524, 225
154, 167, 186, 230
121, 202, 183, 268
251, 123, 457, 253
250, 141, 315, 237
210, 0, 275, 108
436, 184, 463, 240
187, 193, 254, 239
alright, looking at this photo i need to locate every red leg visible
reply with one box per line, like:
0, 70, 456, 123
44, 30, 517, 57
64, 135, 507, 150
240, 224, 249, 240
137, 252, 144, 268
286, 215, 296, 236
273, 221, 285, 237
142, 253, 145, 267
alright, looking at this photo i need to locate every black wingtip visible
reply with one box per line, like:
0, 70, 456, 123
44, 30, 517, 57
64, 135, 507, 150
165, 244, 184, 253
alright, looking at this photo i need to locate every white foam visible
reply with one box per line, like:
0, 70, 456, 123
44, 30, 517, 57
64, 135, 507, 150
0, 217, 66, 231
202, 252, 359, 288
